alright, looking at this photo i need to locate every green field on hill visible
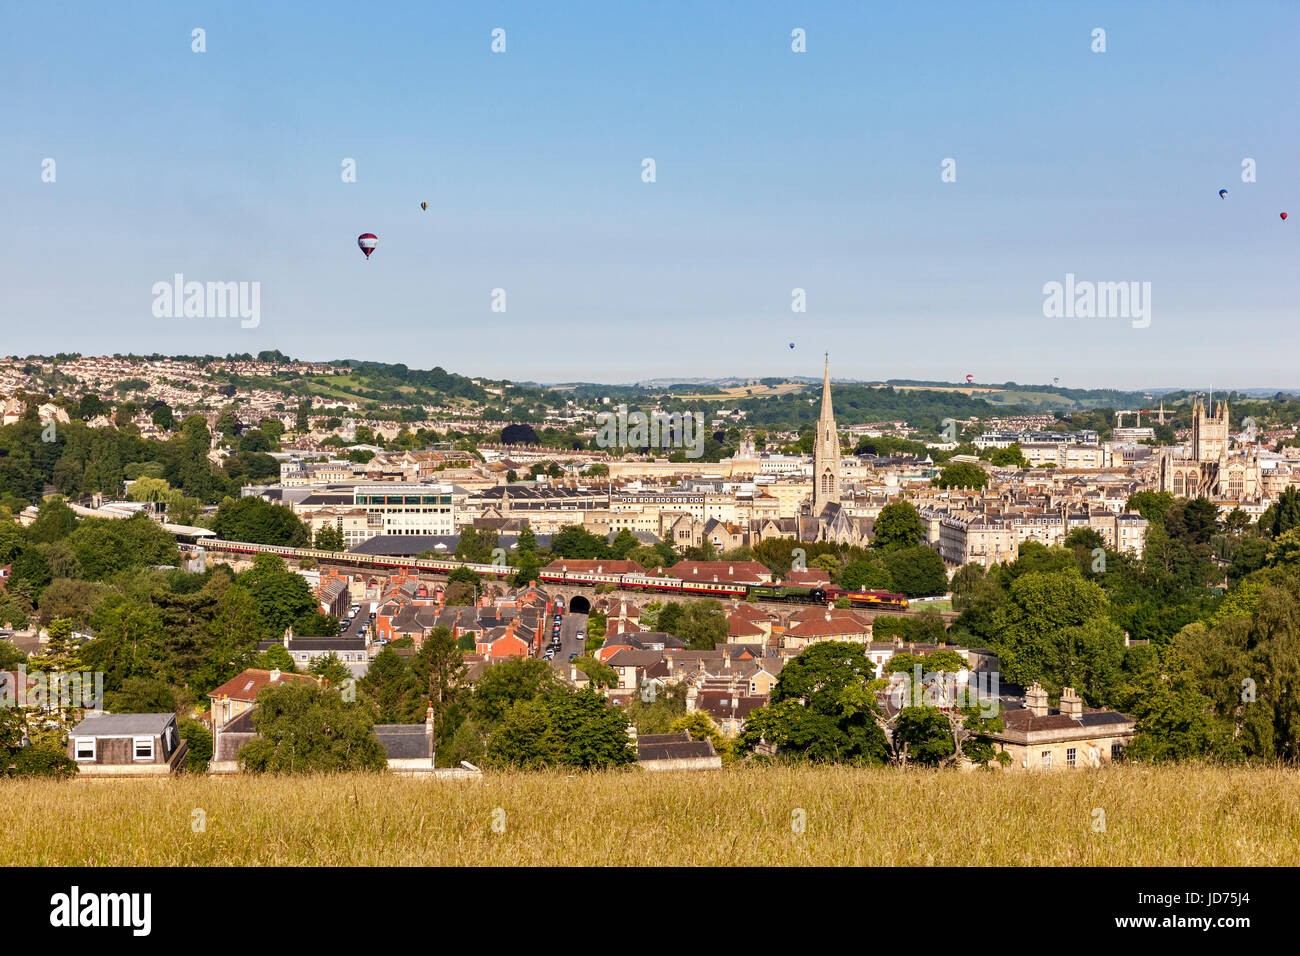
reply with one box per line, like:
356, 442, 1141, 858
4, 764, 1296, 866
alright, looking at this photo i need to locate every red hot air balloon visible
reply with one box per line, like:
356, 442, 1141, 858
357, 233, 378, 259
1283, 213, 1289, 221
965, 374, 975, 384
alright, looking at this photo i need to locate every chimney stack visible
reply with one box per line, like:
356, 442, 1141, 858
1025, 682, 1049, 717
1060, 687, 1083, 720
269, 669, 280, 683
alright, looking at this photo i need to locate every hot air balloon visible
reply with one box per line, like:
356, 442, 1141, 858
1283, 212, 1289, 221
357, 233, 378, 259
965, 374, 974, 384
420, 202, 428, 211
1053, 377, 1060, 385
1218, 189, 1228, 199
788, 342, 796, 350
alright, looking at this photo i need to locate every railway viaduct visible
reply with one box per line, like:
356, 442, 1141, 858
199, 547, 954, 621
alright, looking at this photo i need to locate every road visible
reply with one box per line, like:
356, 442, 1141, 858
341, 600, 374, 641
544, 610, 589, 662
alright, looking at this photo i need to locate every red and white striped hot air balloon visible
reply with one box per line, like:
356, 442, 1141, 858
357, 233, 378, 259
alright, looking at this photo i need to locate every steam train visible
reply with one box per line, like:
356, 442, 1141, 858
199, 539, 909, 609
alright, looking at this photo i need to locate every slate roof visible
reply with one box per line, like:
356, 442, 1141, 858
69, 713, 175, 737
999, 707, 1133, 734
637, 731, 717, 762
374, 723, 433, 760
351, 535, 458, 556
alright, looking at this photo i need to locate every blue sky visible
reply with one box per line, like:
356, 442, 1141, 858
1, 1, 1296, 389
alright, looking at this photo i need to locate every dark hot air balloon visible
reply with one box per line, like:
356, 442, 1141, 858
1218, 189, 1227, 199
420, 202, 428, 211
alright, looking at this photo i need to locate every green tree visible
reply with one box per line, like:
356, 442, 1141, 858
1267, 487, 1300, 538
892, 707, 956, 765
236, 554, 322, 640
454, 527, 498, 564
550, 525, 612, 560
609, 529, 639, 560
410, 626, 467, 744
359, 647, 420, 723
872, 501, 926, 551
668, 711, 730, 759
29, 499, 78, 544
313, 523, 345, 552
308, 652, 352, 688
989, 568, 1110, 693
1124, 650, 1234, 762
1127, 490, 1176, 525
986, 443, 1028, 467
661, 599, 728, 650
841, 558, 894, 592
239, 683, 388, 773
932, 462, 989, 490
470, 657, 561, 725
10, 747, 76, 778
104, 676, 177, 714
213, 497, 309, 546
882, 545, 948, 597
486, 688, 635, 770
151, 403, 175, 431
739, 642, 890, 765
571, 655, 617, 688
179, 717, 213, 773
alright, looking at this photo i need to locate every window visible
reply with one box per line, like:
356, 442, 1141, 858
74, 738, 95, 761
1066, 747, 1077, 767
1041, 750, 1053, 769
133, 736, 154, 761
1111, 742, 1124, 761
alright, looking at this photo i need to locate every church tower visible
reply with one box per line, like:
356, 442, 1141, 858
813, 354, 842, 513
1192, 396, 1230, 462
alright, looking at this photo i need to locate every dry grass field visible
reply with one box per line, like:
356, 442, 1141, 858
3, 764, 1297, 866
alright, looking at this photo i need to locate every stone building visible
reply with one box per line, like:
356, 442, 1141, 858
988, 683, 1134, 771
1158, 397, 1263, 500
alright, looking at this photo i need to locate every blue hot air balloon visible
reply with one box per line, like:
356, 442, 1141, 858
1219, 189, 1228, 199
788, 342, 796, 349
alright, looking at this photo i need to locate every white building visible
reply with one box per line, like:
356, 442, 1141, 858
353, 484, 456, 537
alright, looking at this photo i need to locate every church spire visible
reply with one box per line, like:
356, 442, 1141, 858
813, 354, 842, 513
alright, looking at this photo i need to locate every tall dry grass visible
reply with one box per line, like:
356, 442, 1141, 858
2, 764, 1297, 866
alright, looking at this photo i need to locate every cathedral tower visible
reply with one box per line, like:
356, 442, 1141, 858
1192, 396, 1230, 462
